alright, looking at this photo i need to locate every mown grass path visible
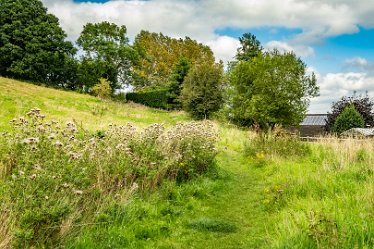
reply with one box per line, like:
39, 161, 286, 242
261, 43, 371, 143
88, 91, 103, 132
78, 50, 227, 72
160, 128, 277, 249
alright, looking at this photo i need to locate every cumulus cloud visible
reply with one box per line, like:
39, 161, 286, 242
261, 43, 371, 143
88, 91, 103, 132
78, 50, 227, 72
309, 72, 374, 113
265, 41, 315, 58
345, 57, 368, 67
205, 36, 240, 65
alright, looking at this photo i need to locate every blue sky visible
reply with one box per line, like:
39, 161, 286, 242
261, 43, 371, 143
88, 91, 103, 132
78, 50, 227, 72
44, 0, 374, 113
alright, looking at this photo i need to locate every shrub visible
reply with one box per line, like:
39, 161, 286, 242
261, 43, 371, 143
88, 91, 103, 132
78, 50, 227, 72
332, 105, 364, 134
126, 89, 175, 109
92, 78, 112, 99
0, 109, 218, 247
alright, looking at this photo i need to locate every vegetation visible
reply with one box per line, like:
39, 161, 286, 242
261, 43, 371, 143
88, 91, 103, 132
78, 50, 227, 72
126, 89, 172, 110
77, 21, 138, 92
132, 31, 215, 89
92, 78, 112, 99
0, 0, 77, 88
0, 78, 374, 248
228, 49, 318, 128
181, 62, 224, 119
332, 105, 364, 134
326, 94, 374, 131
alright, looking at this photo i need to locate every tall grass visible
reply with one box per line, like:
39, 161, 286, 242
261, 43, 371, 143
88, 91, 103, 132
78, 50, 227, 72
0, 109, 218, 248
245, 131, 374, 248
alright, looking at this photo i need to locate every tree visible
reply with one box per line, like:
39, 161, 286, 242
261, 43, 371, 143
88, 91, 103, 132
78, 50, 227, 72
235, 33, 263, 62
92, 78, 112, 99
167, 57, 191, 107
228, 50, 319, 128
332, 105, 364, 134
0, 0, 77, 87
325, 94, 374, 131
132, 31, 215, 89
180, 62, 224, 119
77, 22, 138, 91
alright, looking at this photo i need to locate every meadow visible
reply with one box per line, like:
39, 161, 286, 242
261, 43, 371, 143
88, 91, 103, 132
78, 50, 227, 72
0, 77, 373, 248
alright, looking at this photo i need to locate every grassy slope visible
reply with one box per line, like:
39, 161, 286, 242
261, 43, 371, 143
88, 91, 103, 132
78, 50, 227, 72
0, 77, 189, 131
1, 77, 373, 248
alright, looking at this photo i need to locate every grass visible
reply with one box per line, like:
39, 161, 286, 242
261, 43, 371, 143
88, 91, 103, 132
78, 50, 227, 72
1, 77, 374, 248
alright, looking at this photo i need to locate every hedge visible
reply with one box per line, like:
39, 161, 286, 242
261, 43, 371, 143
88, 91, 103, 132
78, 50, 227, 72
126, 89, 179, 110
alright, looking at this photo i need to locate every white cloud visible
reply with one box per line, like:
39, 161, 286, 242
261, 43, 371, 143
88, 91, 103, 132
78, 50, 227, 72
345, 57, 368, 67
265, 41, 315, 58
205, 36, 240, 65
309, 71, 374, 113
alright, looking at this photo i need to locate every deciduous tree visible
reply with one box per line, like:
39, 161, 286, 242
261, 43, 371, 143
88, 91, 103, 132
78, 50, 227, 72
181, 62, 224, 119
0, 0, 77, 87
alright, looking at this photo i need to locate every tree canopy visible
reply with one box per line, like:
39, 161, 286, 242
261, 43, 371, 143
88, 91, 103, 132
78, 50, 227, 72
132, 31, 215, 89
333, 105, 364, 134
77, 21, 138, 91
0, 0, 77, 88
326, 94, 374, 131
181, 62, 224, 119
229, 49, 319, 128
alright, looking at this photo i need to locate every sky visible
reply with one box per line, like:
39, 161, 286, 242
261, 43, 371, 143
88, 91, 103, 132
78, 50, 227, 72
41, 0, 374, 113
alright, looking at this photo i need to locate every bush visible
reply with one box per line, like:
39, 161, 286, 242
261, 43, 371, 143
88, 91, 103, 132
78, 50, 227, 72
126, 89, 176, 109
92, 78, 112, 99
0, 109, 218, 247
332, 105, 364, 134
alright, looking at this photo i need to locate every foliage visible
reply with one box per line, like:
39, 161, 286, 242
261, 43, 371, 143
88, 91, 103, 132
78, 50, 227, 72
228, 50, 319, 128
325, 94, 374, 131
167, 57, 192, 107
92, 78, 112, 99
77, 22, 138, 91
0, 0, 77, 88
332, 105, 364, 134
181, 62, 224, 119
132, 31, 215, 89
245, 129, 310, 158
0, 109, 217, 247
126, 89, 172, 109
235, 33, 263, 62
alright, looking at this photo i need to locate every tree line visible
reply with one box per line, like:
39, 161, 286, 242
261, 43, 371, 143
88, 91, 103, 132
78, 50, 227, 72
1, 0, 320, 128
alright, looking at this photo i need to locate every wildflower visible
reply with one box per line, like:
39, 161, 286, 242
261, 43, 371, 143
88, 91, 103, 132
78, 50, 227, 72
54, 141, 63, 147
37, 125, 46, 133
62, 183, 69, 188
30, 174, 37, 179
48, 133, 56, 140
22, 137, 39, 145
19, 170, 25, 176
45, 196, 49, 200
69, 152, 80, 160
74, 190, 83, 195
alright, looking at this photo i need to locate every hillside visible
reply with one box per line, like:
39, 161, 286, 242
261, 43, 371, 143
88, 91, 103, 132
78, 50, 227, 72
1, 78, 373, 248
0, 77, 189, 131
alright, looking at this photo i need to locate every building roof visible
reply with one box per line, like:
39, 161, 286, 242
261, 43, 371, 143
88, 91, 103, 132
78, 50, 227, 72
342, 128, 374, 137
300, 114, 328, 126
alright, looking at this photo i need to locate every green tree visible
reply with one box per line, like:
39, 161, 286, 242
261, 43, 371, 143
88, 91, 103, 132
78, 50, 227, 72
181, 62, 224, 119
77, 22, 138, 91
235, 33, 263, 62
0, 0, 77, 87
92, 78, 112, 99
229, 50, 319, 128
326, 94, 374, 131
333, 105, 364, 134
167, 57, 191, 107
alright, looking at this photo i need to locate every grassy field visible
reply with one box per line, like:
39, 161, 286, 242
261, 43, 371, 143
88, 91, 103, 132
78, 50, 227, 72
1, 77, 373, 248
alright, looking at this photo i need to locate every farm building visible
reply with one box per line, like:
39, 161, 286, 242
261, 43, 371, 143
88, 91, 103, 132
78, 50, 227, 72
341, 128, 374, 138
298, 114, 328, 137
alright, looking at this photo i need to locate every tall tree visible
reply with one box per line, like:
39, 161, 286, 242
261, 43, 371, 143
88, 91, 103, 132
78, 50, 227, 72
167, 57, 191, 106
235, 33, 263, 62
229, 50, 319, 128
0, 0, 77, 87
325, 94, 374, 131
132, 31, 215, 89
181, 62, 224, 119
77, 22, 138, 91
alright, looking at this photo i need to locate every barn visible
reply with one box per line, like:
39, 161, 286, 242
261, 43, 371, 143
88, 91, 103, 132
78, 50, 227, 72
298, 114, 328, 137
